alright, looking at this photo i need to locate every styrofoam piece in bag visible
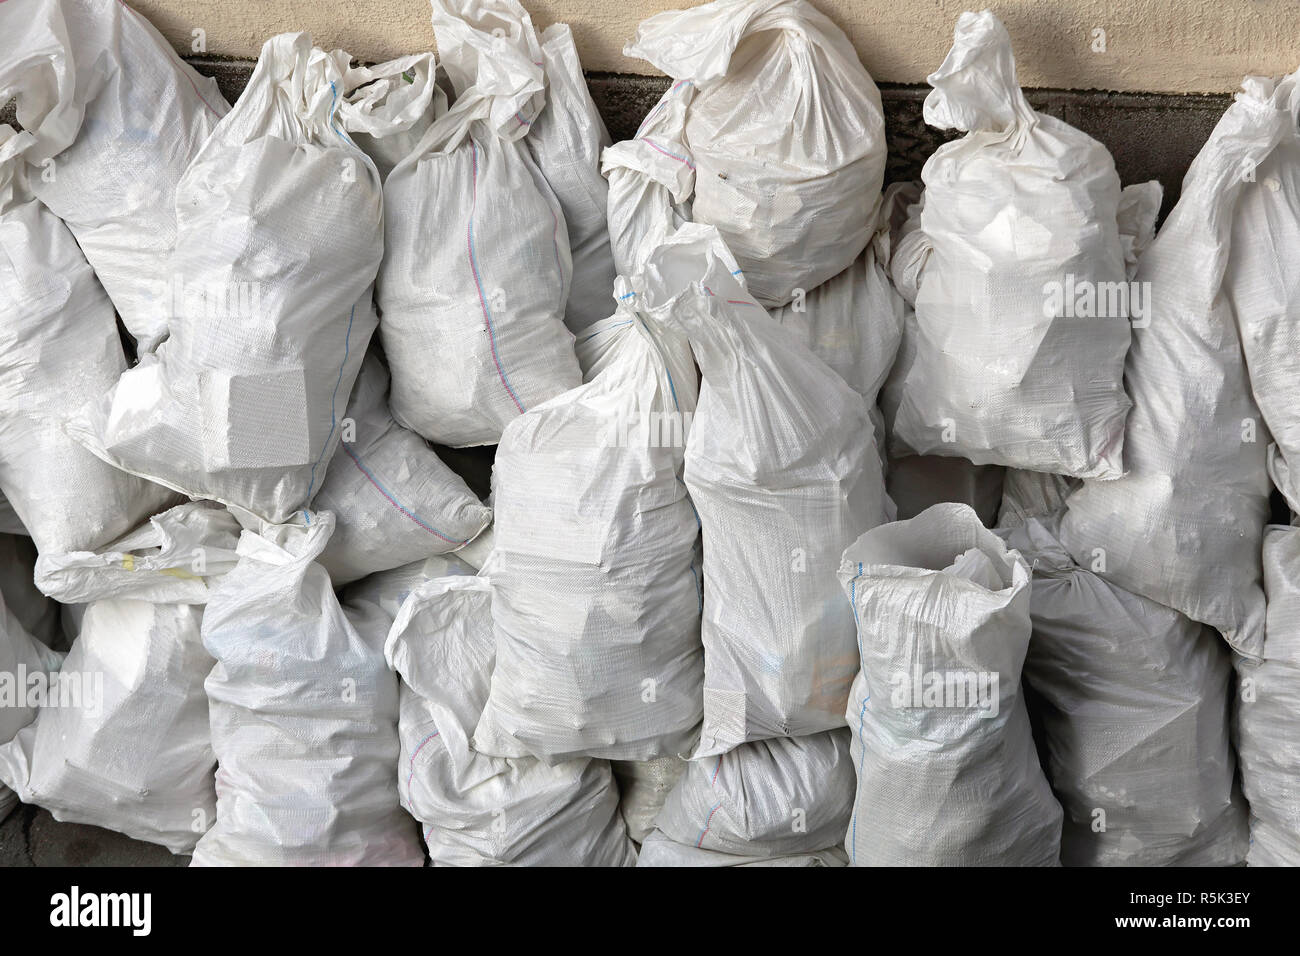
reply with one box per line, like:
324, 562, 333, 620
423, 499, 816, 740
624, 0, 886, 308
612, 756, 687, 844
839, 503, 1063, 866
1221, 76, 1300, 518
0, 126, 176, 556
0, 586, 63, 824
0, 502, 240, 854
315, 352, 491, 587
372, 0, 579, 449
655, 729, 854, 859
636, 830, 848, 867
0, 534, 61, 648
387, 575, 636, 866
0, 0, 229, 351
1060, 75, 1292, 660
528, 21, 618, 333
339, 53, 445, 181
474, 294, 704, 763
66, 33, 383, 524
601, 77, 695, 280
1004, 517, 1248, 866
1236, 525, 1300, 865
638, 224, 889, 755
192, 511, 422, 866
892, 11, 1131, 478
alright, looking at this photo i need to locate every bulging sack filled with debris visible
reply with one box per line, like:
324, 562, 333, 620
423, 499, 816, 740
192, 511, 422, 866
1004, 517, 1248, 866
1236, 525, 1300, 866
0, 126, 174, 556
528, 21, 618, 332
636, 830, 847, 867
0, 503, 240, 854
840, 503, 1062, 866
624, 0, 886, 307
387, 575, 637, 866
0, 0, 229, 351
639, 225, 889, 755
654, 729, 854, 858
891, 10, 1131, 478
314, 353, 491, 587
66, 33, 383, 524
474, 289, 704, 763
1220, 74, 1300, 519
338, 53, 444, 180
376, 0, 580, 448
1059, 74, 1289, 660
0, 585, 63, 822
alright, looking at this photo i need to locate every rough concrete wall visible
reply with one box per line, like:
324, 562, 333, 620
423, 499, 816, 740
135, 0, 1297, 94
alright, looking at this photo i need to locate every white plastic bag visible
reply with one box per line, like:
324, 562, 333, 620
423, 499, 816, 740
66, 33, 383, 524
192, 512, 423, 866
0, 126, 175, 556
529, 21, 618, 332
0, 503, 239, 853
474, 292, 704, 762
1059, 75, 1287, 659
0, 585, 63, 823
892, 10, 1131, 478
839, 503, 1062, 865
639, 225, 889, 755
1004, 517, 1248, 866
624, 0, 886, 307
0, 0, 229, 350
315, 353, 491, 586
375, 0, 580, 448
1236, 525, 1300, 865
654, 729, 854, 859
387, 575, 637, 866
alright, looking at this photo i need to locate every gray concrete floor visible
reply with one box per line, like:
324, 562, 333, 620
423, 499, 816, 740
0, 803, 188, 867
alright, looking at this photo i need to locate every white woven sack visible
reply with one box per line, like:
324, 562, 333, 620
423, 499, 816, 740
528, 20, 617, 333
639, 224, 889, 756
0, 502, 239, 853
0, 583, 63, 823
66, 33, 383, 524
839, 503, 1062, 866
387, 575, 637, 866
1059, 74, 1292, 660
0, 0, 229, 350
375, 0, 579, 448
655, 729, 854, 859
892, 11, 1131, 478
0, 127, 174, 556
1236, 525, 1300, 865
1005, 517, 1248, 866
624, 0, 886, 307
474, 291, 704, 763
612, 756, 687, 845
192, 511, 423, 866
315, 352, 491, 586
